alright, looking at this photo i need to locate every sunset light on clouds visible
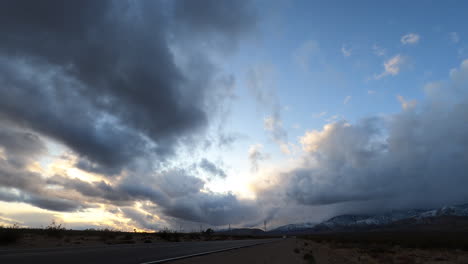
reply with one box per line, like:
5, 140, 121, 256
1, 0, 468, 232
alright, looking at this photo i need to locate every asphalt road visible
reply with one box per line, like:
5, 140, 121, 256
0, 239, 280, 264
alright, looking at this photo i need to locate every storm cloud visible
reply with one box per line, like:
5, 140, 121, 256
118, 170, 263, 226
0, 0, 263, 228
0, 0, 255, 173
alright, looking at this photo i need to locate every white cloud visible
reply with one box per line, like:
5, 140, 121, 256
401, 33, 420, 45
313, 111, 327, 118
372, 44, 386, 57
293, 40, 320, 71
396, 95, 417, 110
279, 143, 291, 155
449, 32, 460, 43
325, 115, 340, 123
374, 54, 406, 79
368, 90, 376, 94
343, 96, 352, 104
341, 45, 352, 57
299, 122, 346, 153
263, 116, 279, 131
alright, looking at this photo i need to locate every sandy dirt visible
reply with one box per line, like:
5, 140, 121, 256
171, 238, 468, 264
1, 231, 251, 249
1, 233, 155, 248
171, 238, 305, 264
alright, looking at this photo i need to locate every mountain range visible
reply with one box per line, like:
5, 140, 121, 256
269, 203, 468, 234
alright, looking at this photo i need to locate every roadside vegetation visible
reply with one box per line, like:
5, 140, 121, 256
301, 231, 468, 251
0, 224, 22, 245
296, 232, 468, 263
0, 223, 268, 248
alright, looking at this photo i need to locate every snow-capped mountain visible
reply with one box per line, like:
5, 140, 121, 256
272, 203, 468, 233
271, 222, 317, 232
318, 209, 430, 229
416, 204, 468, 219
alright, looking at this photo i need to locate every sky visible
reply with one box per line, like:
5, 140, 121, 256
1, 0, 468, 231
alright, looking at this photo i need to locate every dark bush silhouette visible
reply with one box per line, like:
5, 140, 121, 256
0, 224, 22, 245
204, 228, 214, 236
158, 228, 181, 242
302, 231, 468, 251
45, 221, 66, 238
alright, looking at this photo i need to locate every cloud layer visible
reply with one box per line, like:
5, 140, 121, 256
0, 0, 262, 228
401, 33, 420, 45
284, 59, 468, 212
1, 1, 468, 230
374, 54, 406, 79
0, 0, 256, 174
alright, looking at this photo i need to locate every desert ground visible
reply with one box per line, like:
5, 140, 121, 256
0, 226, 269, 249
3, 227, 468, 263
171, 237, 468, 264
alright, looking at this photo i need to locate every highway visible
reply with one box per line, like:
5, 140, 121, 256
0, 238, 279, 264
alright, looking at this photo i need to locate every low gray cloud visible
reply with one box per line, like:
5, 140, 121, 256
248, 144, 269, 172
117, 170, 264, 226
160, 191, 261, 226
199, 158, 227, 179
0, 125, 45, 168
283, 59, 468, 212
121, 208, 160, 231
0, 185, 86, 212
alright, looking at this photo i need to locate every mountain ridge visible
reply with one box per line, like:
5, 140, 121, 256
270, 203, 468, 234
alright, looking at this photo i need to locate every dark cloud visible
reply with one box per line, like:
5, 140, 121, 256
46, 176, 133, 206
121, 208, 160, 230
160, 191, 260, 226
118, 170, 262, 226
0, 0, 255, 174
25, 194, 85, 212
45, 169, 256, 227
199, 158, 227, 178
0, 125, 45, 168
0, 0, 282, 228
0, 185, 86, 212
173, 0, 256, 52
0, 126, 47, 193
